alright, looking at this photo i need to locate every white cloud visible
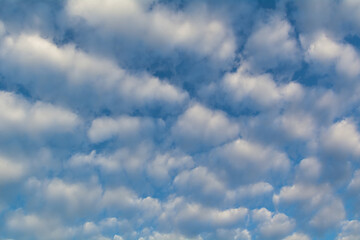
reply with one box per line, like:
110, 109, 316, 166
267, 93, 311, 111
295, 157, 322, 182
276, 111, 315, 140
215, 228, 251, 240
174, 166, 226, 203
348, 169, 360, 191
336, 220, 360, 240
211, 138, 289, 184
310, 198, 345, 230
26, 178, 103, 219
66, 0, 236, 60
0, 155, 25, 184
321, 119, 360, 158
252, 208, 295, 239
88, 115, 161, 143
69, 144, 151, 174
341, 0, 360, 33
147, 152, 194, 184
0, 91, 79, 134
159, 197, 248, 235
0, 21, 5, 38
143, 232, 203, 240
174, 166, 273, 205
6, 210, 77, 240
222, 64, 304, 107
172, 103, 239, 151
274, 183, 346, 230
303, 33, 360, 78
113, 235, 124, 240
102, 186, 161, 220
273, 183, 332, 209
282, 232, 310, 240
232, 182, 274, 199
244, 15, 300, 70
0, 33, 187, 109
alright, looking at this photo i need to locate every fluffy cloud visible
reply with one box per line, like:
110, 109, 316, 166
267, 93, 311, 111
303, 33, 360, 78
66, 0, 236, 60
68, 144, 151, 174
282, 232, 310, 240
5, 210, 77, 240
336, 220, 360, 240
2, 1, 360, 239
0, 32, 187, 112
321, 119, 360, 158
159, 197, 248, 236
244, 14, 300, 70
146, 152, 194, 184
210, 138, 289, 185
0, 155, 25, 184
102, 186, 161, 220
25, 178, 103, 219
88, 115, 162, 143
141, 232, 203, 240
0, 90, 79, 134
174, 166, 273, 205
172, 103, 239, 151
309, 198, 346, 230
173, 166, 227, 204
348, 169, 360, 191
222, 64, 304, 108
252, 208, 295, 239
295, 157, 322, 182
274, 183, 346, 230
215, 228, 251, 240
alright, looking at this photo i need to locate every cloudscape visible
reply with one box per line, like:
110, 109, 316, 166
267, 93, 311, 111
0, 0, 360, 239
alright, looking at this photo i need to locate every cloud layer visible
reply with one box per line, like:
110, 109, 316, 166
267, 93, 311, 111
0, 0, 359, 240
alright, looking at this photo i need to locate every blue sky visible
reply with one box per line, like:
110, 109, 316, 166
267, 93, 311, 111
0, 0, 360, 239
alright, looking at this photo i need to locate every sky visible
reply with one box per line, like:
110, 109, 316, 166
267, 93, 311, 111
0, 0, 360, 239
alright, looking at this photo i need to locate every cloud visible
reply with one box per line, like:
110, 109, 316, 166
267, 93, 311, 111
215, 228, 251, 240
68, 144, 151, 175
0, 90, 79, 135
66, 0, 236, 60
25, 178, 103, 219
141, 232, 203, 240
295, 157, 322, 182
174, 166, 273, 205
276, 111, 315, 140
321, 119, 360, 158
88, 115, 162, 143
222, 63, 304, 108
348, 169, 360, 191
0, 32, 187, 112
102, 186, 161, 220
244, 14, 300, 70
336, 220, 360, 240
173, 166, 227, 204
309, 198, 346, 230
172, 103, 239, 151
1, 1, 360, 239
5, 209, 77, 240
273, 183, 346, 231
159, 197, 248, 236
146, 152, 194, 185
302, 33, 360, 78
252, 208, 295, 239
282, 232, 310, 240
210, 138, 289, 185
0, 155, 25, 184
273, 183, 331, 208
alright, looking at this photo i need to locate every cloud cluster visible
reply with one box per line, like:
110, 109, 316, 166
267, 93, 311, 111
0, 0, 360, 239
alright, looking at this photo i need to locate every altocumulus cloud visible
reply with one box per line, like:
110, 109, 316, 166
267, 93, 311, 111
0, 0, 360, 240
